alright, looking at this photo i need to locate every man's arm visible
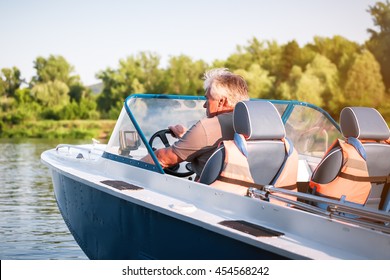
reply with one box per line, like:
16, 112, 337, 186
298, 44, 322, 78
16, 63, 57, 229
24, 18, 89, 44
141, 147, 183, 168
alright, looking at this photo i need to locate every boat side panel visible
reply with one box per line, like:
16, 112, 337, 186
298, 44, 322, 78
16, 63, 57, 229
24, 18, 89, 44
52, 170, 287, 260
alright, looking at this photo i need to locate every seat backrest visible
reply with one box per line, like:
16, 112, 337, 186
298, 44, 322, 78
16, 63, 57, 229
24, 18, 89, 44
234, 101, 287, 185
311, 107, 390, 210
199, 100, 289, 187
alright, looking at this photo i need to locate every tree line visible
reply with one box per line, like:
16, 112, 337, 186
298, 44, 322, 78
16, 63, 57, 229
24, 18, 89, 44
1, 1, 389, 138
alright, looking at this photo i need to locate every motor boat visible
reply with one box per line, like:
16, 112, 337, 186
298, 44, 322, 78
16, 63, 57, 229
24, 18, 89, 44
41, 94, 390, 259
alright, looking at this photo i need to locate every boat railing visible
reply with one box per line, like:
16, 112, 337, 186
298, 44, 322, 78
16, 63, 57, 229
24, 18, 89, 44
56, 143, 92, 152
55, 144, 106, 160
248, 186, 390, 234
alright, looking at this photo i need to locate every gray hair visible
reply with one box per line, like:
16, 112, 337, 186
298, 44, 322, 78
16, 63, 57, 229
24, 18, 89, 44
203, 68, 249, 107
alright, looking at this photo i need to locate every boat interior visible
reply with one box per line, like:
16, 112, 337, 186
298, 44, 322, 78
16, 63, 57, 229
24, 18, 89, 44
56, 94, 390, 234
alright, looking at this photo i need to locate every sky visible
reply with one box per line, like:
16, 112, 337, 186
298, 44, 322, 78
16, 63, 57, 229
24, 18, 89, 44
0, 0, 381, 86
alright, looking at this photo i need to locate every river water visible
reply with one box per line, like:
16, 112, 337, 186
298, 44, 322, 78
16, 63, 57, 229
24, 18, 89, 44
0, 139, 88, 259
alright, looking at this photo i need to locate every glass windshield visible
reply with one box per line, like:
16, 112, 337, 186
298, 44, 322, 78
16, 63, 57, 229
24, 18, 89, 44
284, 104, 341, 158
128, 96, 206, 140
106, 95, 206, 160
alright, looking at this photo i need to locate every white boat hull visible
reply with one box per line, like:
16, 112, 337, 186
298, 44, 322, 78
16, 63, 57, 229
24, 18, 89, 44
42, 145, 390, 260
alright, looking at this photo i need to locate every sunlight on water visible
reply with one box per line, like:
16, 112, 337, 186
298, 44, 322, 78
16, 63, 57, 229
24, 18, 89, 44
0, 139, 87, 259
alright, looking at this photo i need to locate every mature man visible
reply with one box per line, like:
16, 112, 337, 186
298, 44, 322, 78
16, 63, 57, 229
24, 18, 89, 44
142, 68, 249, 177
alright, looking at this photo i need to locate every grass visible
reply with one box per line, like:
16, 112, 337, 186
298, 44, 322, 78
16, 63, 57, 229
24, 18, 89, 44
1, 119, 116, 140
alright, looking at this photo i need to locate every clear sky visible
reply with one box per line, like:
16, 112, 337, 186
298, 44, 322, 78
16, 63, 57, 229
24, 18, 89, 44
0, 0, 380, 85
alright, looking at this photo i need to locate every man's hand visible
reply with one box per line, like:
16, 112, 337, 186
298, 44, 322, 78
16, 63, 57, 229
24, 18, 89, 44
141, 147, 183, 168
168, 124, 187, 138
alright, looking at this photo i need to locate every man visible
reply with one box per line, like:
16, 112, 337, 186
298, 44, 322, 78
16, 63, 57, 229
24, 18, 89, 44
142, 68, 249, 177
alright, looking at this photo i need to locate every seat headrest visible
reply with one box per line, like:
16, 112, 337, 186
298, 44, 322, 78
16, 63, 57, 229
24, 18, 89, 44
340, 107, 390, 140
233, 100, 285, 140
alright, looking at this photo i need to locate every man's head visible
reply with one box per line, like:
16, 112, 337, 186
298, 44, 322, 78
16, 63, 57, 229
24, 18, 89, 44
203, 68, 249, 118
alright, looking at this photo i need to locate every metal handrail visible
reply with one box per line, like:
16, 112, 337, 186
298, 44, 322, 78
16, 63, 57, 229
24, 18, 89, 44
56, 144, 92, 154
248, 186, 390, 233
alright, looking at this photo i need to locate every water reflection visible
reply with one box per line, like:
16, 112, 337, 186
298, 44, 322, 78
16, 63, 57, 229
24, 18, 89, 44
0, 139, 87, 259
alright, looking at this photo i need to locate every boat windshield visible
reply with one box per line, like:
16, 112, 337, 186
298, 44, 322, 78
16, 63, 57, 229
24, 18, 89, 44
105, 94, 341, 172
105, 95, 206, 167
282, 103, 341, 157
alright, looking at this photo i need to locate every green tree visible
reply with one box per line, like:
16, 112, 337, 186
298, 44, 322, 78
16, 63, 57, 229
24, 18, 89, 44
30, 55, 89, 120
32, 55, 80, 85
298, 44, 317, 70
276, 66, 300, 101
305, 54, 343, 114
235, 64, 275, 99
276, 55, 341, 107
96, 68, 121, 115
307, 36, 361, 86
278, 40, 301, 83
116, 51, 164, 93
282, 65, 324, 106
164, 55, 207, 95
0, 67, 23, 98
261, 40, 283, 78
225, 37, 266, 71
366, 0, 390, 90
244, 38, 267, 66
343, 50, 385, 107
68, 83, 92, 103
31, 80, 70, 107
96, 51, 164, 117
59, 97, 99, 120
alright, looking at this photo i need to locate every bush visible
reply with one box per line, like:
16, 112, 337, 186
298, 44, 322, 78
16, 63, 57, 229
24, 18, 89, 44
40, 108, 62, 120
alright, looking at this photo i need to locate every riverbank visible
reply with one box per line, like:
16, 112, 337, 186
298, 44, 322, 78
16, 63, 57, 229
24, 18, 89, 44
0, 120, 116, 141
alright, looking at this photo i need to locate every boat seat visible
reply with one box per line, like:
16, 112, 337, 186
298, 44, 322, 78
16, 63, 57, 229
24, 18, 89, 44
199, 100, 298, 204
310, 107, 390, 211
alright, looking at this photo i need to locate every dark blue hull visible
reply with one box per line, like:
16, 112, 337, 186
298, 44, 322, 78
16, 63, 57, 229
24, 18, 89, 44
53, 172, 287, 260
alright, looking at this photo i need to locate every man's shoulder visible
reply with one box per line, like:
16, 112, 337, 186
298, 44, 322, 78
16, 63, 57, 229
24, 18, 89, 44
200, 112, 233, 126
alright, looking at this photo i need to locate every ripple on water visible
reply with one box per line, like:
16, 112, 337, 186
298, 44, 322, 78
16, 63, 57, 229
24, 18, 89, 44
0, 139, 87, 260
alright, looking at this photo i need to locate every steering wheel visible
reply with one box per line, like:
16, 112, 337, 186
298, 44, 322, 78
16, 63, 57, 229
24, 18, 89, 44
148, 129, 195, 177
